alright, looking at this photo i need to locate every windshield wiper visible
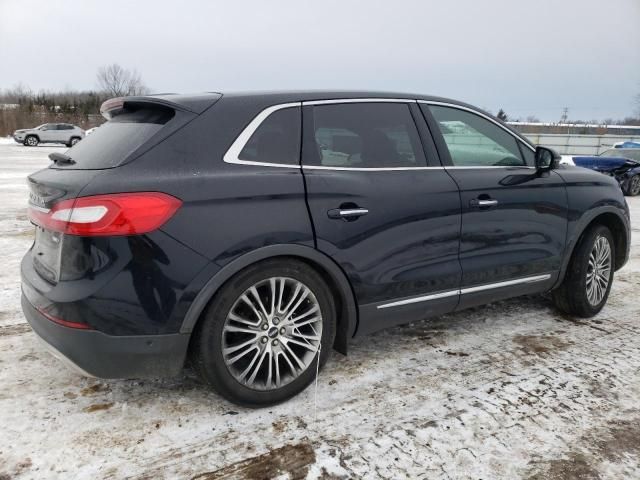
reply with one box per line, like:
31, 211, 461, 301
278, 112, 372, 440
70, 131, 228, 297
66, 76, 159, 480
49, 152, 76, 165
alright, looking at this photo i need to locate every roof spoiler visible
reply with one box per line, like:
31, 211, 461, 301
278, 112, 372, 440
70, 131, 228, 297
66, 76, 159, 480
100, 93, 222, 120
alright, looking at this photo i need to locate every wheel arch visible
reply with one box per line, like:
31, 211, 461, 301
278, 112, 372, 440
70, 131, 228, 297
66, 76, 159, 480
180, 244, 358, 354
554, 207, 630, 289
25, 133, 40, 141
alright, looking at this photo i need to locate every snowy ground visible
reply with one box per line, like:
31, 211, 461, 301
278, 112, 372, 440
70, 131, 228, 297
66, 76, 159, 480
0, 141, 639, 479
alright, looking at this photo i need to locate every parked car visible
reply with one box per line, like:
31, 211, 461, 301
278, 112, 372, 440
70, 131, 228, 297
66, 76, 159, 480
21, 92, 631, 407
570, 148, 640, 196
613, 141, 640, 149
13, 123, 84, 147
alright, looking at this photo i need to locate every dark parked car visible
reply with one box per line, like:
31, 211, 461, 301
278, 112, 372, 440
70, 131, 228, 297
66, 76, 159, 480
21, 92, 631, 406
571, 148, 640, 196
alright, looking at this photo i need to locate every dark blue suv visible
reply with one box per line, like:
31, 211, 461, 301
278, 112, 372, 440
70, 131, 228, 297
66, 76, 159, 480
21, 92, 631, 406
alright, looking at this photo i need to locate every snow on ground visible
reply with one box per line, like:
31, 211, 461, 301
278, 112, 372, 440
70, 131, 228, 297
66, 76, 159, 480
0, 142, 639, 479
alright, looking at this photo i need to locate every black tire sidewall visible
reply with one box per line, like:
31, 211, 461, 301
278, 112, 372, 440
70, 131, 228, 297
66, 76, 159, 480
626, 175, 640, 196
192, 259, 336, 408
25, 136, 38, 146
562, 225, 615, 316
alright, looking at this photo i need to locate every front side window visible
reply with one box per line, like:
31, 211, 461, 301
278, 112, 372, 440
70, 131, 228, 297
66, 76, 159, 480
428, 105, 525, 167
307, 103, 426, 168
239, 107, 300, 165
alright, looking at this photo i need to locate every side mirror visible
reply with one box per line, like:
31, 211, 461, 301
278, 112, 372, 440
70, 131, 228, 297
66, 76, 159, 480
534, 146, 560, 171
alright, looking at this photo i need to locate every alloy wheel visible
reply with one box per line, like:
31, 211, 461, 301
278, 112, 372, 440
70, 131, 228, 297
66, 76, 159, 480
586, 235, 611, 306
26, 137, 37, 146
222, 277, 323, 391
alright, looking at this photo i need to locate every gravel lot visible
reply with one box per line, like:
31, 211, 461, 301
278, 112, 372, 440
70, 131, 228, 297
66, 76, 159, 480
1, 139, 639, 479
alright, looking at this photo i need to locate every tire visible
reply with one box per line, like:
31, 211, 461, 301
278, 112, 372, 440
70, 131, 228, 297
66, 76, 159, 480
624, 175, 640, 196
190, 258, 336, 407
552, 224, 615, 317
24, 135, 39, 147
68, 137, 81, 147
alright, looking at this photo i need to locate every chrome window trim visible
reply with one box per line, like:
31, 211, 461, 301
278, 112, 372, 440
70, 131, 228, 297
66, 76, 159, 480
223, 102, 302, 169
302, 98, 415, 106
419, 100, 536, 152
223, 98, 538, 171
224, 98, 424, 170
444, 165, 536, 170
304, 165, 442, 171
376, 273, 551, 309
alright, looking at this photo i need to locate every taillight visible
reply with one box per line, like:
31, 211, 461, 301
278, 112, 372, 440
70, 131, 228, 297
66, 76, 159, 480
37, 307, 92, 330
28, 192, 182, 236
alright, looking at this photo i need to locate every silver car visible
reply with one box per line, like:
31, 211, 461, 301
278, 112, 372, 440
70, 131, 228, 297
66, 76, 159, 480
13, 123, 85, 147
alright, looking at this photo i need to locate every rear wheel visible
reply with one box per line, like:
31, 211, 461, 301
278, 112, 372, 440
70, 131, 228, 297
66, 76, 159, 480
67, 137, 81, 147
24, 136, 38, 147
190, 259, 336, 407
552, 225, 615, 317
625, 175, 640, 196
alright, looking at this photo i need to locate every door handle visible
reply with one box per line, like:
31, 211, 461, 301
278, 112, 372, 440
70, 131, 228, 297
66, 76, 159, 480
327, 207, 369, 220
469, 198, 498, 208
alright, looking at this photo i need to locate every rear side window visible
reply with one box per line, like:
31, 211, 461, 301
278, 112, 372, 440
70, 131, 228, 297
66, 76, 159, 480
63, 107, 174, 169
239, 107, 300, 165
306, 103, 426, 168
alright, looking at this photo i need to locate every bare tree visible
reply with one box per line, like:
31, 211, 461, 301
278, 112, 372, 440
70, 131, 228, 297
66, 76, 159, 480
96, 64, 149, 97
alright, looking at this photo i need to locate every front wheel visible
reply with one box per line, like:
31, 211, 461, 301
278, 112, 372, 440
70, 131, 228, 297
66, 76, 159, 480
190, 259, 336, 407
624, 175, 640, 196
552, 225, 615, 317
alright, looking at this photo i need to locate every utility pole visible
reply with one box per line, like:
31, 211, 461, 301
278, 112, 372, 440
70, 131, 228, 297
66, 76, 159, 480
560, 107, 569, 134
560, 107, 569, 123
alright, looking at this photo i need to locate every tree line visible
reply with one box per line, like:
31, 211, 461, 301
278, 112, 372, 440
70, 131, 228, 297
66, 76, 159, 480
0, 64, 148, 136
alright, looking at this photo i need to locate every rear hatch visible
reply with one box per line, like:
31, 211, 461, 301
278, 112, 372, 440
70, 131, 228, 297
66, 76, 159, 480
26, 93, 221, 283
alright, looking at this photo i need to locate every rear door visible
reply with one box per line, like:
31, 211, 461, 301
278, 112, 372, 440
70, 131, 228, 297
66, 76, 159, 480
301, 100, 462, 335
55, 124, 70, 142
420, 102, 568, 309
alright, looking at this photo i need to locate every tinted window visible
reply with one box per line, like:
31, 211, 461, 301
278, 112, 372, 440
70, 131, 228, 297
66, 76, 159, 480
61, 107, 174, 169
518, 141, 535, 166
307, 103, 426, 168
429, 105, 524, 167
239, 107, 300, 165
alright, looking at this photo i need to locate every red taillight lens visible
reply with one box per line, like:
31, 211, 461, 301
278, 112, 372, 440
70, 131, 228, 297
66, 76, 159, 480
28, 192, 182, 236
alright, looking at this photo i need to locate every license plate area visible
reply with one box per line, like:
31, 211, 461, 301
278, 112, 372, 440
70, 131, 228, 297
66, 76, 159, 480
32, 226, 62, 283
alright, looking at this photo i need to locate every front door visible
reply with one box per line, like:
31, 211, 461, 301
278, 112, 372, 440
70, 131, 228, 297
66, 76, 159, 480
421, 103, 568, 309
301, 100, 462, 335
39, 124, 57, 142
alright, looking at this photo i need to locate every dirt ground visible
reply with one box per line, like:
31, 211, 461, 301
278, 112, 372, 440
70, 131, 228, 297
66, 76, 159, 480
1, 139, 639, 479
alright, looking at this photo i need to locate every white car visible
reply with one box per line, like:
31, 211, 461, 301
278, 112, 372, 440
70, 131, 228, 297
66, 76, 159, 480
12, 123, 85, 147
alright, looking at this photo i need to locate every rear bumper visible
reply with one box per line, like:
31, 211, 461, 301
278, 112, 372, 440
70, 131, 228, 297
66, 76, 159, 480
21, 294, 190, 378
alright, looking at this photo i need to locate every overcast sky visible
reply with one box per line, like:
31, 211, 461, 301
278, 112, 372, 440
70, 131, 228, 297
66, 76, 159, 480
1, 0, 639, 121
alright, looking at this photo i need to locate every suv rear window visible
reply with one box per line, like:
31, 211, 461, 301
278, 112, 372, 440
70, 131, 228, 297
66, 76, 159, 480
61, 107, 174, 169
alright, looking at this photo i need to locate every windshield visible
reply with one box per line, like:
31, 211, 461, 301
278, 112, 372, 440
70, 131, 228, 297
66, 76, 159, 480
600, 149, 640, 161
58, 107, 174, 169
